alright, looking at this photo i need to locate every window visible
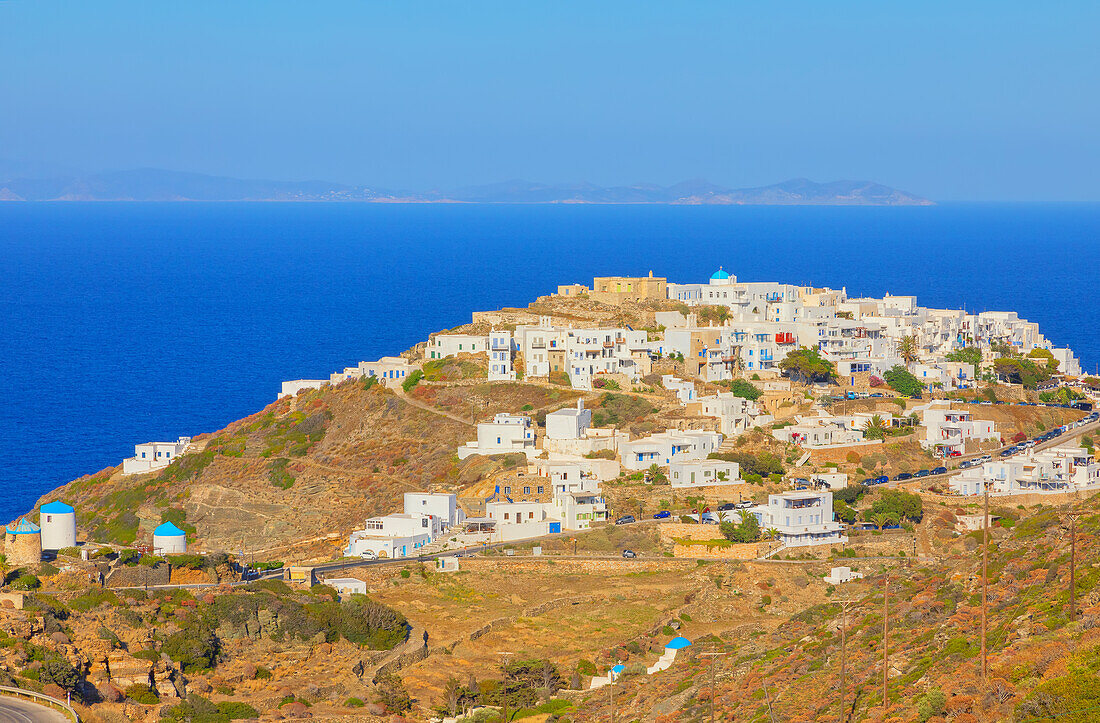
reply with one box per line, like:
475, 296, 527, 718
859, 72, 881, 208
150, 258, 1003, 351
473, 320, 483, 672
528, 512, 534, 519
523, 486, 531, 495
537, 486, 544, 494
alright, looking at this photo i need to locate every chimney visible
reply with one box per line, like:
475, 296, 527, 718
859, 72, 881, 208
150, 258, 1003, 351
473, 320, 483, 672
649, 270, 654, 278
577, 398, 584, 412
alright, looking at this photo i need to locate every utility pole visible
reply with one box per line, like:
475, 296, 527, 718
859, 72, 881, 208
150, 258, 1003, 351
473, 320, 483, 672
882, 575, 889, 709
698, 644, 728, 723
981, 481, 989, 682
1067, 508, 1085, 623
609, 669, 615, 723
837, 599, 855, 723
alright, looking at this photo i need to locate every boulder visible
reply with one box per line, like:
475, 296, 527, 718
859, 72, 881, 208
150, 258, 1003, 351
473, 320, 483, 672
96, 682, 125, 703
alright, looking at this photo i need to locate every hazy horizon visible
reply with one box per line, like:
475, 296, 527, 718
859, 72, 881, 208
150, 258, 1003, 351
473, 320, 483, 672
3, 1, 1098, 201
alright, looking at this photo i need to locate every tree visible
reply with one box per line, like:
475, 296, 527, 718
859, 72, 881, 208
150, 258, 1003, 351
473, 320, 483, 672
867, 489, 923, 522
864, 414, 887, 440
946, 346, 982, 367
884, 365, 924, 397
376, 671, 412, 713
897, 335, 919, 366
778, 347, 837, 384
994, 357, 1053, 388
0, 554, 9, 586
40, 657, 81, 691
720, 510, 761, 543
868, 512, 898, 529
726, 379, 762, 400
441, 677, 462, 716
764, 527, 781, 540
1027, 348, 1059, 369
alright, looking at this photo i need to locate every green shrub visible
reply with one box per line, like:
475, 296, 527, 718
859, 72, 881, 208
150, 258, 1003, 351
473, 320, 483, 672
917, 688, 946, 722
269, 457, 296, 489
55, 546, 81, 559
402, 369, 424, 392
72, 588, 121, 612
126, 683, 161, 705
162, 621, 219, 673
345, 697, 365, 708
10, 574, 39, 591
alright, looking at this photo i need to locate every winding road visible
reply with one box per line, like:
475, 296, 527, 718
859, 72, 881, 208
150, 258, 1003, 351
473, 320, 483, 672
0, 697, 70, 723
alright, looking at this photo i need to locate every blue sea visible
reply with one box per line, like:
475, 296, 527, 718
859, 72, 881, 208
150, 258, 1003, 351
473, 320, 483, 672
2, 202, 1098, 522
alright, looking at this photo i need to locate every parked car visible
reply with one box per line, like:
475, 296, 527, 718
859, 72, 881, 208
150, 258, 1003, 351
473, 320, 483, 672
653, 510, 671, 519
861, 478, 875, 486
1000, 449, 1015, 457
874, 475, 889, 485
615, 515, 636, 525
359, 550, 378, 560
947, 451, 962, 457
622, 549, 637, 558
734, 500, 755, 509
894, 472, 913, 481
932, 466, 948, 475
958, 460, 974, 469
717, 503, 736, 511
914, 469, 930, 478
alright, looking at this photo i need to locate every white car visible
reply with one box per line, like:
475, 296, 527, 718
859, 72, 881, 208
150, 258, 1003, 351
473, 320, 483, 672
359, 550, 378, 560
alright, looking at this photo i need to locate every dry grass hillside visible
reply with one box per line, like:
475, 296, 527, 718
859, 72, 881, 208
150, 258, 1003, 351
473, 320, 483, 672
31, 380, 495, 554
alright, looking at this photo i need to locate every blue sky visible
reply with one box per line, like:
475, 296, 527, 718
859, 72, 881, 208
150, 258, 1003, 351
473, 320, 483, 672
2, 1, 1098, 200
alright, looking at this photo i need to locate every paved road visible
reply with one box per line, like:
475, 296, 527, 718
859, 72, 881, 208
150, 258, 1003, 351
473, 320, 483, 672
0, 697, 70, 723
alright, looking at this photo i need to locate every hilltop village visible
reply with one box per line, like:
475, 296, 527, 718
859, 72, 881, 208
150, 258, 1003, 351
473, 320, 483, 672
3, 269, 1100, 722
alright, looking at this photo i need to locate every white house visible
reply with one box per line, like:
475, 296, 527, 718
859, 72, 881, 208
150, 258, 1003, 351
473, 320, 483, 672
488, 330, 516, 381
485, 500, 560, 540
545, 399, 592, 440
427, 333, 489, 360
457, 413, 538, 460
324, 577, 368, 598
748, 491, 847, 547
278, 379, 329, 400
662, 375, 697, 404
919, 403, 998, 456
824, 566, 863, 584
403, 492, 465, 534
694, 393, 772, 436
620, 429, 723, 471
122, 437, 193, 475
771, 415, 865, 448
669, 459, 740, 488
343, 512, 434, 558
357, 356, 417, 386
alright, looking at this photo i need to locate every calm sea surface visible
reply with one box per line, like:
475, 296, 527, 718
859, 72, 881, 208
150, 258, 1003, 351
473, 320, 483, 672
1, 202, 1098, 522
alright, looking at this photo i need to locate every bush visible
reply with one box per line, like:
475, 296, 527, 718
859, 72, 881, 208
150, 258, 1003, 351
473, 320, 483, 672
10, 574, 39, 591
401, 369, 424, 392
269, 457, 296, 489
218, 701, 260, 719
376, 671, 412, 712
345, 697, 365, 708
917, 688, 946, 722
71, 588, 121, 612
162, 621, 219, 673
40, 657, 81, 691
126, 683, 161, 705
56, 546, 81, 559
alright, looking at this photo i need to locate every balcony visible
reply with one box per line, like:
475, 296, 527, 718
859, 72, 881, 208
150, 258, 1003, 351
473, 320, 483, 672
776, 333, 795, 344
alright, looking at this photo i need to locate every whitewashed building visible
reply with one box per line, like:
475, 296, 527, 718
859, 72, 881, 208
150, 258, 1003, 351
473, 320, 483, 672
748, 491, 847, 547
620, 429, 722, 471
545, 399, 592, 440
670, 459, 740, 488
458, 413, 538, 459
122, 437, 192, 475
919, 403, 999, 456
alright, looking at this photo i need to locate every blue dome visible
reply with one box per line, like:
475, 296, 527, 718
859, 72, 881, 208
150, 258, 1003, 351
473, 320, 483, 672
666, 636, 692, 650
41, 501, 75, 514
710, 267, 730, 280
6, 517, 41, 535
154, 522, 187, 537
610, 664, 625, 674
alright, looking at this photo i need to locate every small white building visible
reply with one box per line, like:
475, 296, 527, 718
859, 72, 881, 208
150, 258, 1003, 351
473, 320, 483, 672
324, 577, 368, 598
152, 522, 187, 554
344, 512, 434, 558
278, 379, 329, 400
669, 459, 740, 488
39, 501, 77, 551
545, 399, 592, 440
748, 491, 847, 547
694, 393, 772, 436
427, 333, 489, 360
824, 566, 863, 584
662, 375, 697, 404
403, 492, 465, 534
920, 403, 998, 456
488, 330, 516, 381
486, 500, 560, 540
122, 437, 192, 475
620, 429, 723, 471
772, 416, 865, 448
457, 413, 537, 460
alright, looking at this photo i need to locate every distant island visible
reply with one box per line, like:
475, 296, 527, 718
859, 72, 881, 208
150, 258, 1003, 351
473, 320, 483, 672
0, 167, 933, 205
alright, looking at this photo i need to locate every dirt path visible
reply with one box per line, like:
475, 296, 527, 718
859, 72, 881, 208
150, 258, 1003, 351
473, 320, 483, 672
393, 385, 476, 426
917, 520, 933, 556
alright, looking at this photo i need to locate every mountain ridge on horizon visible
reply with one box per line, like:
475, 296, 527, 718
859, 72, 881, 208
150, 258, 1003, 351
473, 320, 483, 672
0, 165, 934, 205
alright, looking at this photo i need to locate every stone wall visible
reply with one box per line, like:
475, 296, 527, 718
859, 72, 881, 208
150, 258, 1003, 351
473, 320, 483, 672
658, 522, 725, 544
672, 541, 762, 560
0, 592, 24, 609
105, 563, 171, 588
